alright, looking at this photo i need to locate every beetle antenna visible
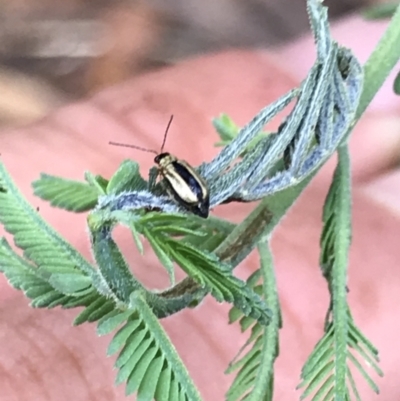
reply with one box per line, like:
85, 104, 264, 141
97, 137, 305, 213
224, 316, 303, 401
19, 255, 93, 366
109, 141, 158, 155
160, 115, 174, 153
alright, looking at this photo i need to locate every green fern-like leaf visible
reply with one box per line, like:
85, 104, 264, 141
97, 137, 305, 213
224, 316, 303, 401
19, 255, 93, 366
137, 214, 271, 325
152, 232, 270, 325
0, 237, 65, 303
48, 272, 92, 294
107, 159, 148, 194
84, 171, 109, 193
97, 293, 202, 401
97, 209, 270, 325
0, 161, 118, 310
300, 147, 382, 400
0, 236, 114, 320
0, 162, 97, 279
298, 316, 382, 401
73, 296, 117, 325
226, 244, 281, 401
213, 114, 270, 152
32, 173, 100, 212
213, 113, 240, 146
146, 229, 176, 284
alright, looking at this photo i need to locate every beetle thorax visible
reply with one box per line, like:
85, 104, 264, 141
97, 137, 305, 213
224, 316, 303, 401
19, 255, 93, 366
154, 152, 176, 168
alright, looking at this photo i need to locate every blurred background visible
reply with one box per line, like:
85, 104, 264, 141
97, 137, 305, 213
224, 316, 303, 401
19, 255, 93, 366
0, 0, 380, 128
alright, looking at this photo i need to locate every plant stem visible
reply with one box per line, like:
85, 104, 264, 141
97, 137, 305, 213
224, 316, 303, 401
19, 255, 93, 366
355, 3, 400, 121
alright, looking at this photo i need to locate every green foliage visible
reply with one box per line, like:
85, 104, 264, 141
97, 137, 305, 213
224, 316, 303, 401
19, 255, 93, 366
107, 159, 148, 194
0, 234, 115, 324
32, 160, 148, 213
0, 161, 119, 323
298, 313, 383, 401
0, 236, 70, 307
213, 114, 240, 146
139, 213, 209, 284
84, 171, 109, 193
32, 173, 102, 212
0, 163, 97, 279
1, 0, 400, 399
213, 114, 270, 152
319, 147, 351, 281
226, 244, 281, 401
0, 162, 205, 400
48, 272, 92, 294
89, 221, 144, 303
72, 295, 117, 326
362, 2, 400, 98
89, 210, 271, 326
299, 147, 382, 401
98, 293, 202, 401
356, 2, 400, 120
363, 2, 399, 20
166, 237, 270, 325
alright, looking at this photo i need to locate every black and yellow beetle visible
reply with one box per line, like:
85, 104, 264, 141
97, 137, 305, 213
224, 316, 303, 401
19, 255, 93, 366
109, 116, 210, 218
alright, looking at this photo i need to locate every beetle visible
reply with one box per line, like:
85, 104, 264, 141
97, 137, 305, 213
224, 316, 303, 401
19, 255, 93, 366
109, 115, 210, 218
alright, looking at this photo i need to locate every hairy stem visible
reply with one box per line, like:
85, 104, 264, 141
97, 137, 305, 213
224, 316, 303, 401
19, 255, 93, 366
355, 3, 400, 121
